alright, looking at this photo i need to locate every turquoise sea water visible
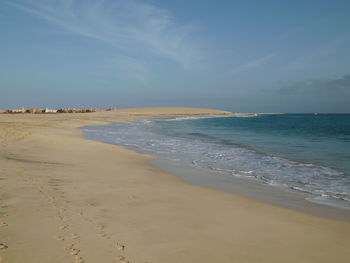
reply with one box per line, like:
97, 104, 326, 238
82, 114, 350, 209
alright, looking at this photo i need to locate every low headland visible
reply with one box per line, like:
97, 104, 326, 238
0, 107, 349, 263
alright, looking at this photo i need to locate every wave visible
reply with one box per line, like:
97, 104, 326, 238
164, 113, 259, 122
164, 115, 229, 121
233, 113, 259, 117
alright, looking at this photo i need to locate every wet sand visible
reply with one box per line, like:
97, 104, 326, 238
153, 159, 350, 221
1, 107, 350, 263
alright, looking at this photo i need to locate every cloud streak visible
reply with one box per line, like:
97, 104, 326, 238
278, 75, 350, 96
230, 54, 276, 75
7, 0, 197, 69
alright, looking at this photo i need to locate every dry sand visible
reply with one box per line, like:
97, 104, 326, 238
0, 107, 349, 263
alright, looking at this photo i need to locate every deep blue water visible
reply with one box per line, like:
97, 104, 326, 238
82, 114, 350, 209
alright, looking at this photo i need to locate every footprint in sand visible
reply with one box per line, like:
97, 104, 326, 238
100, 232, 110, 239
74, 256, 85, 263
71, 233, 79, 239
66, 244, 80, 256
116, 255, 128, 262
54, 235, 65, 241
116, 255, 130, 263
0, 222, 7, 227
77, 212, 92, 223
0, 243, 8, 250
97, 225, 109, 237
57, 212, 64, 220
59, 225, 68, 230
116, 255, 125, 260
116, 242, 125, 251
70, 248, 80, 256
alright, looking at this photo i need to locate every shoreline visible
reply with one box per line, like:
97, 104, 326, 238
1, 108, 350, 262
82, 114, 350, 218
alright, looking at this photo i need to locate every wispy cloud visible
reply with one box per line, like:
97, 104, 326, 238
229, 54, 276, 75
7, 0, 197, 69
278, 75, 350, 96
285, 39, 344, 71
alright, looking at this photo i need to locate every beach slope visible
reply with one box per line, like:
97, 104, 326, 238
0, 108, 349, 263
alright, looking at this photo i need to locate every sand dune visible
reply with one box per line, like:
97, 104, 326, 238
0, 108, 350, 263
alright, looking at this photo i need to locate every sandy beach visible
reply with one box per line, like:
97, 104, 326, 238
1, 107, 350, 263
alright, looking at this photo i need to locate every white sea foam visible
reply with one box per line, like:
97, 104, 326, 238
234, 113, 259, 117
164, 115, 230, 121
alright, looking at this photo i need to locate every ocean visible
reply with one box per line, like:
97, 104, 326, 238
82, 113, 350, 210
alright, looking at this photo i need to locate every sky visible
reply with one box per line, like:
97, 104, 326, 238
0, 0, 349, 112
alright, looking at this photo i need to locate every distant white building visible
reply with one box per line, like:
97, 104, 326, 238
12, 107, 25, 113
45, 108, 57, 113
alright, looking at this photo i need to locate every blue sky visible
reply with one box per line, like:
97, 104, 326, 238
1, 0, 349, 112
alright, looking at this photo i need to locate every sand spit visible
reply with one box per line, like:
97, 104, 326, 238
0, 107, 349, 263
